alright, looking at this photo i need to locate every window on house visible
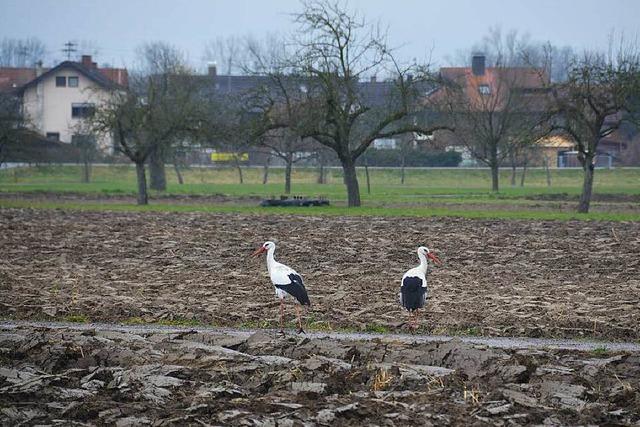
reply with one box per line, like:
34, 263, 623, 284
478, 85, 491, 95
68, 76, 79, 87
46, 132, 60, 141
71, 103, 95, 118
56, 76, 66, 87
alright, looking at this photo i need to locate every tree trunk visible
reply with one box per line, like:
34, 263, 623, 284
135, 161, 149, 205
578, 154, 595, 213
284, 155, 293, 194
317, 153, 326, 184
237, 165, 244, 184
149, 146, 167, 191
82, 159, 91, 183
520, 154, 528, 187
234, 154, 244, 184
341, 157, 361, 207
364, 156, 371, 195
317, 163, 325, 184
173, 162, 184, 185
544, 155, 552, 187
262, 157, 270, 184
490, 143, 499, 192
509, 151, 517, 187
400, 153, 406, 185
490, 163, 499, 192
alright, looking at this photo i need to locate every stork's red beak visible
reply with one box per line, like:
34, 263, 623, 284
251, 246, 267, 258
427, 252, 442, 265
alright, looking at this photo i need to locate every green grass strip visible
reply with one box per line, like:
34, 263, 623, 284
1, 199, 639, 222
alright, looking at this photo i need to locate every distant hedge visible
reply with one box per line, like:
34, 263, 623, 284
357, 148, 462, 167
2, 132, 81, 163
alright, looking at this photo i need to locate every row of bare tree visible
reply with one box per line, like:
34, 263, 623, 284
2, 1, 639, 212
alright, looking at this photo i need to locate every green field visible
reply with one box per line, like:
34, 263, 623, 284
1, 164, 638, 221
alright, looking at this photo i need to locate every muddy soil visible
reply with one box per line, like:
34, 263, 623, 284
1, 325, 639, 426
1, 208, 639, 340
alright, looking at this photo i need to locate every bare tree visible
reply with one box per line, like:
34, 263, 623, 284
135, 42, 196, 191
439, 28, 553, 192
286, 0, 447, 207
0, 37, 46, 67
90, 60, 201, 205
198, 91, 256, 185
544, 43, 640, 212
262, 130, 317, 194
244, 33, 320, 194
448, 27, 575, 82
439, 62, 548, 192
202, 35, 250, 75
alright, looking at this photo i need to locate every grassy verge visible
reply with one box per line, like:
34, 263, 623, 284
1, 198, 639, 222
1, 165, 639, 203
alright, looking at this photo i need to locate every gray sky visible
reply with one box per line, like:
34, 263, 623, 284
1, 0, 639, 71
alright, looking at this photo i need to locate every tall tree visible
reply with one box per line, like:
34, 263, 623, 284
202, 35, 249, 75
0, 37, 46, 67
449, 27, 575, 82
245, 33, 320, 194
287, 0, 447, 207
90, 60, 201, 204
438, 27, 551, 192
261, 130, 317, 194
136, 42, 194, 191
438, 62, 548, 192
545, 44, 640, 213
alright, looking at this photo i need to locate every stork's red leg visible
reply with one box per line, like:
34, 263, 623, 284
409, 311, 417, 333
279, 299, 285, 335
295, 305, 305, 334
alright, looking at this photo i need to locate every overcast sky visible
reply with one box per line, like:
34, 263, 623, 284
1, 0, 639, 71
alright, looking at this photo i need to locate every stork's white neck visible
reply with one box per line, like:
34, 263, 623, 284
417, 251, 429, 274
266, 246, 276, 272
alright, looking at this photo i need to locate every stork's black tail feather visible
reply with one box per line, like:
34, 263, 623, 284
400, 276, 426, 311
274, 273, 311, 306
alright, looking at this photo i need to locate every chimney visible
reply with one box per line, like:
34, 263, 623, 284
370, 75, 377, 83
207, 62, 217, 77
472, 53, 485, 76
81, 55, 94, 68
35, 60, 44, 77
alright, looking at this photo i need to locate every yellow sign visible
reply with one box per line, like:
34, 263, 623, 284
210, 152, 248, 162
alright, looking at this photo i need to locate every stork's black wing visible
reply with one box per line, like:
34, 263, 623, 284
275, 273, 311, 306
400, 276, 427, 311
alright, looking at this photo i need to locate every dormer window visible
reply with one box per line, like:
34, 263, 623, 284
56, 76, 66, 87
478, 85, 491, 95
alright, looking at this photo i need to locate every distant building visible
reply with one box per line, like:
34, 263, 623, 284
0, 55, 128, 151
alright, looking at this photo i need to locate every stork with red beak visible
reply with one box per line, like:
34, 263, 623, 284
252, 241, 311, 334
400, 246, 441, 332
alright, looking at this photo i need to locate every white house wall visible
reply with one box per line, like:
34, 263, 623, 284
22, 66, 114, 151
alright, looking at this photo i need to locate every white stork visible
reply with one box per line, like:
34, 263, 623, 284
251, 241, 311, 334
400, 246, 441, 331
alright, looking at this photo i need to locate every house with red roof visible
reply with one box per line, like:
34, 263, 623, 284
0, 55, 127, 151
